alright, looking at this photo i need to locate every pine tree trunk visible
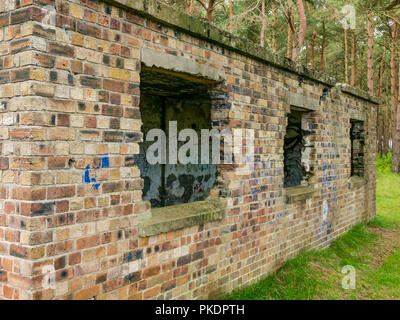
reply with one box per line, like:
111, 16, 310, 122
311, 29, 317, 69
321, 21, 326, 72
207, 0, 215, 24
228, 0, 233, 33
367, 11, 374, 94
385, 74, 391, 154
378, 48, 386, 157
394, 63, 400, 173
272, 2, 277, 52
359, 50, 364, 90
391, 17, 398, 171
292, 0, 306, 62
187, 0, 194, 15
260, 0, 266, 47
287, 24, 292, 59
344, 27, 349, 84
385, 75, 391, 154
305, 42, 309, 66
351, 30, 357, 87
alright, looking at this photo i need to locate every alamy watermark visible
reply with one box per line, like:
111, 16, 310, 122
41, 5, 72, 44
341, 5, 356, 30
42, 265, 56, 290
341, 265, 356, 290
145, 121, 255, 176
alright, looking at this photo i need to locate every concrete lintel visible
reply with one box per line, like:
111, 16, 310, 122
287, 91, 320, 112
141, 47, 224, 82
349, 109, 366, 122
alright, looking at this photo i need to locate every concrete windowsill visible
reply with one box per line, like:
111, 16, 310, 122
138, 200, 225, 238
285, 185, 317, 204
349, 176, 367, 190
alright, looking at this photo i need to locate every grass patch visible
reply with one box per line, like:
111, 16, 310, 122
224, 165, 400, 300
224, 253, 319, 300
374, 170, 400, 228
376, 153, 392, 173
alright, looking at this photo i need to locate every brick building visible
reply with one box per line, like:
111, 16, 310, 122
0, 0, 378, 300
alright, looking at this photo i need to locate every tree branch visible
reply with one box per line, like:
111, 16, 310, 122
386, 0, 400, 10
196, 0, 207, 11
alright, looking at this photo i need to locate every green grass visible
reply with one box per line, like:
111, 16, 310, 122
374, 170, 400, 228
376, 153, 393, 173
224, 161, 400, 300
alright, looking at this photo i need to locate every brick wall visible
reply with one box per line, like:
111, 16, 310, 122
0, 0, 377, 300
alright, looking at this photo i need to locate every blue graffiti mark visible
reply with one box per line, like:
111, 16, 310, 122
251, 187, 257, 201
84, 164, 95, 184
316, 220, 333, 240
92, 183, 101, 190
317, 156, 338, 242
83, 154, 110, 190
101, 156, 110, 168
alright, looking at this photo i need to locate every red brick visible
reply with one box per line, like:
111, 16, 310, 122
47, 186, 75, 199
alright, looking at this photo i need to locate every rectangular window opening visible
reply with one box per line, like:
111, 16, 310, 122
136, 66, 218, 209
284, 107, 314, 188
350, 120, 365, 178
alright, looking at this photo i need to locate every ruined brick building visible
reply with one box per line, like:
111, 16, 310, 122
0, 0, 378, 300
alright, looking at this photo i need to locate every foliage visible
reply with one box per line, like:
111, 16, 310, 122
377, 153, 392, 172
159, 0, 399, 96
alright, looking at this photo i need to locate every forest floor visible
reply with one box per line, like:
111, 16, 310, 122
224, 171, 400, 300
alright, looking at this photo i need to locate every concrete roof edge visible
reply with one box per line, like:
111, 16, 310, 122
336, 83, 380, 105
102, 0, 379, 104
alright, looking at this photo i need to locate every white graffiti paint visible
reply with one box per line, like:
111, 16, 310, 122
322, 200, 328, 221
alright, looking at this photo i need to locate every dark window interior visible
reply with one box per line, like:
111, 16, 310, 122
284, 108, 311, 188
350, 120, 365, 177
136, 67, 217, 208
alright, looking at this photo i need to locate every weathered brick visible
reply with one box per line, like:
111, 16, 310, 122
48, 128, 75, 140
103, 131, 123, 142
11, 68, 30, 82
0, 71, 10, 84
11, 7, 45, 25
48, 157, 68, 169
80, 76, 101, 89
47, 186, 75, 199
75, 285, 100, 300
49, 42, 75, 57
10, 38, 31, 54
20, 202, 55, 216
48, 99, 76, 113
102, 105, 122, 117
71, 61, 83, 74
32, 23, 56, 39
103, 79, 125, 93
76, 21, 101, 38
0, 13, 9, 27
33, 53, 56, 68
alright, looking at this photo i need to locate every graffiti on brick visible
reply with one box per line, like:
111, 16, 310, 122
83, 155, 110, 190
